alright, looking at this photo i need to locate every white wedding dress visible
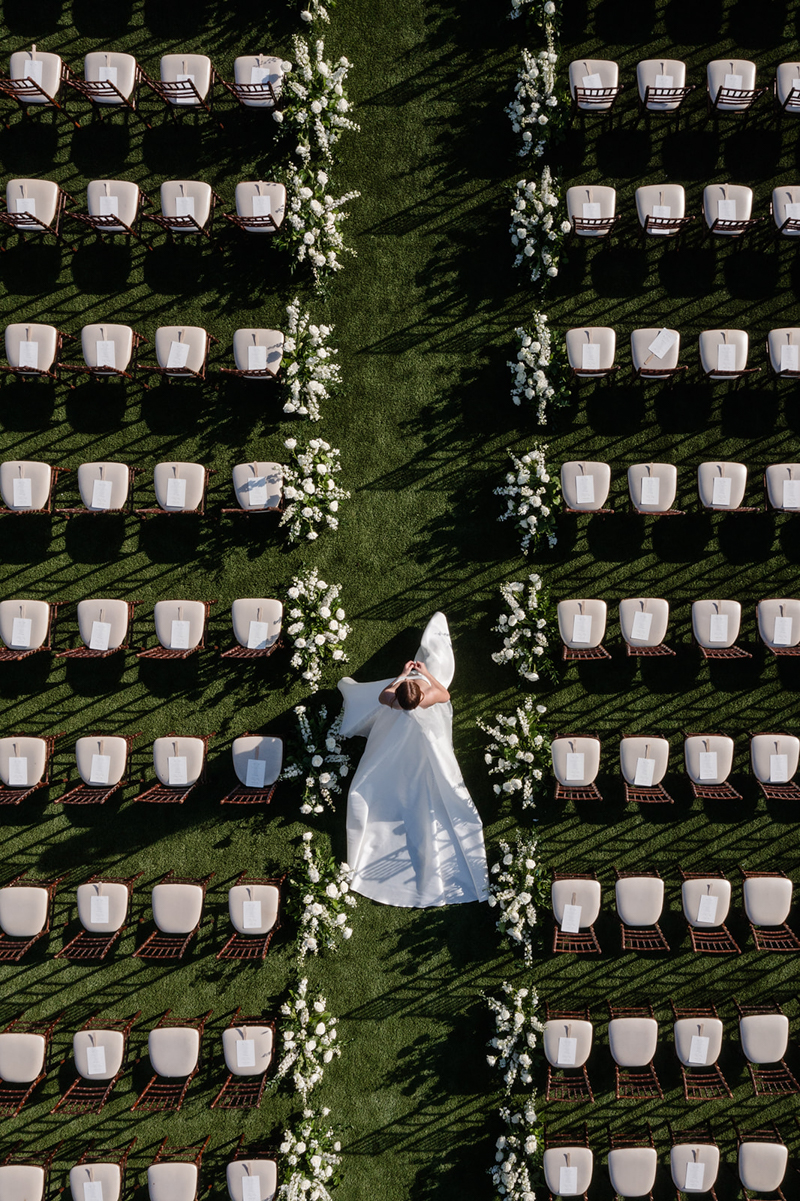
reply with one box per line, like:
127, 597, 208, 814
338, 612, 490, 908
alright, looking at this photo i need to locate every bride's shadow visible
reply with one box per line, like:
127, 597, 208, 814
349, 626, 425, 680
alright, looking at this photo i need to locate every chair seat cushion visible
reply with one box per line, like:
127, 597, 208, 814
608, 1018, 657, 1067
153, 463, 206, 512
669, 1145, 719, 1193
232, 330, 285, 376
4, 323, 58, 372
153, 738, 205, 787
86, 180, 140, 231
0, 1032, 45, 1082
231, 736, 283, 789
0, 1165, 45, 1201
73, 1029, 125, 1080
742, 876, 793, 926
739, 1014, 789, 1064
159, 181, 213, 229
0, 886, 48, 938
615, 877, 664, 927
77, 881, 129, 932
160, 53, 212, 102
607, 1147, 657, 1197
0, 737, 47, 788
154, 327, 208, 375
84, 52, 137, 102
0, 599, 49, 651
5, 180, 59, 230
9, 51, 61, 101
151, 883, 204, 933
226, 1160, 277, 1201
75, 735, 128, 787
80, 324, 134, 373
147, 1163, 198, 1201
70, 1164, 122, 1201
228, 883, 280, 935
148, 1027, 200, 1077
222, 1024, 273, 1076
76, 463, 130, 512
738, 1143, 788, 1193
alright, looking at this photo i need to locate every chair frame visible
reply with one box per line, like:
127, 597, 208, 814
66, 64, 152, 127
614, 867, 670, 952
693, 625, 752, 660
135, 468, 214, 518
733, 1123, 788, 1201
678, 866, 741, 954
0, 1012, 61, 1115
639, 84, 695, 115
708, 84, 766, 116
221, 74, 284, 108
221, 627, 283, 661
0, 329, 73, 382
52, 1010, 141, 1114
733, 998, 800, 1096
145, 191, 222, 243
607, 1004, 662, 1100
56, 871, 143, 960
131, 1010, 212, 1112
640, 213, 695, 240
623, 634, 676, 658
142, 65, 223, 127
552, 871, 601, 954
210, 1009, 278, 1108
216, 873, 286, 960
739, 866, 800, 950
0, 732, 62, 805
224, 209, 283, 235
0, 601, 62, 661
68, 191, 154, 251
134, 732, 214, 804
133, 870, 214, 960
55, 602, 138, 661
670, 1001, 732, 1100
0, 185, 73, 246
702, 215, 763, 241
570, 214, 618, 238
561, 641, 611, 662
0, 870, 65, 961
667, 1122, 719, 1201
61, 331, 148, 384
543, 1124, 591, 1201
607, 1123, 656, 1201
572, 84, 623, 113
0, 61, 80, 128
545, 1004, 594, 1102
140, 332, 219, 384
55, 732, 142, 805
136, 601, 216, 660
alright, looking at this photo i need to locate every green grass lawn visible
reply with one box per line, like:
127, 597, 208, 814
0, 0, 798, 1197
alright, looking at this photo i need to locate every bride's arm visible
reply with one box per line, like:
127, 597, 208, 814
413, 662, 450, 708
379, 661, 416, 707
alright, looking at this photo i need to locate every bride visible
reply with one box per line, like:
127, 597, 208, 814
337, 612, 490, 908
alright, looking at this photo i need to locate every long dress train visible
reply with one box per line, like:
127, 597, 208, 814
338, 612, 489, 908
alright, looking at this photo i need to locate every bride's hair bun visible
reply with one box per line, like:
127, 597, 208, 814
395, 680, 422, 710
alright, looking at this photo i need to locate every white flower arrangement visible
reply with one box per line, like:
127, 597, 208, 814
282, 299, 341, 421
281, 438, 350, 543
281, 703, 351, 814
478, 697, 550, 809
509, 0, 561, 31
495, 445, 559, 554
488, 834, 548, 966
491, 573, 556, 684
485, 982, 544, 1094
508, 316, 570, 423
490, 1103, 541, 1201
298, 0, 333, 23
289, 832, 357, 958
286, 568, 350, 690
506, 40, 565, 159
510, 167, 570, 285
277, 36, 360, 164
277, 165, 360, 285
278, 1107, 342, 1201
274, 978, 341, 1098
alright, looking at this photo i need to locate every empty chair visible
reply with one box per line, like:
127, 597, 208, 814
0, 461, 58, 514
0, 1145, 60, 1201
635, 186, 693, 237
565, 330, 617, 380
2, 322, 65, 380
0, 734, 56, 805
767, 329, 800, 377
56, 599, 134, 659
607, 1005, 661, 1100
552, 736, 602, 801
734, 1000, 799, 1096
70, 180, 150, 247
692, 599, 749, 660
147, 180, 219, 241
69, 52, 146, 123
671, 1002, 731, 1100
211, 1010, 276, 1108
225, 54, 286, 108
137, 600, 211, 660
684, 733, 740, 800
775, 63, 800, 114
1, 179, 71, 244
222, 599, 283, 659
702, 184, 760, 238
0, 599, 54, 661
152, 53, 219, 122
542, 1128, 593, 1200
226, 462, 284, 514
637, 59, 694, 112
679, 868, 741, 954
607, 1127, 657, 1199
619, 736, 673, 803
565, 185, 618, 237
627, 464, 681, 515
134, 872, 213, 960
543, 1006, 594, 1101
57, 873, 141, 961
757, 599, 800, 656
697, 462, 753, 511
53, 1011, 139, 1115
770, 189, 800, 239
221, 735, 283, 804
630, 331, 687, 380
619, 599, 674, 657
136, 736, 210, 804
63, 462, 132, 515
614, 869, 669, 952
740, 867, 800, 952
56, 735, 136, 805
735, 1126, 788, 1201
136, 462, 209, 516
749, 734, 800, 801
560, 461, 612, 512
148, 1138, 210, 1201
226, 181, 287, 233
133, 1011, 211, 1112
218, 873, 284, 960
551, 872, 601, 954
0, 1015, 60, 1116
765, 463, 800, 511
557, 600, 610, 661
0, 872, 62, 961
568, 59, 622, 112
699, 331, 758, 382
707, 59, 764, 114
1, 46, 77, 127
222, 329, 285, 381
72, 323, 144, 381
69, 1140, 136, 1201
147, 325, 215, 382
668, 1123, 720, 1198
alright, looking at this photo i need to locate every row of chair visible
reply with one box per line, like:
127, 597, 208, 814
0, 598, 284, 661
1, 46, 286, 129
561, 461, 800, 514
543, 1000, 796, 1104
1, 868, 283, 964
555, 598, 800, 660
1, 1138, 276, 1201
1, 178, 286, 248
567, 182, 800, 241
542, 1122, 791, 1200
568, 55, 800, 116
0, 731, 282, 806
1, 323, 283, 382
551, 732, 800, 805
566, 329, 800, 381
0, 461, 284, 513
0, 1007, 276, 1117
551, 868, 798, 955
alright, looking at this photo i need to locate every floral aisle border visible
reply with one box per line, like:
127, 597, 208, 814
508, 318, 570, 424
281, 703, 351, 814
485, 984, 544, 1201
495, 445, 560, 554
281, 438, 351, 542
287, 568, 350, 690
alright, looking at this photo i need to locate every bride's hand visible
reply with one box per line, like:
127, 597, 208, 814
402, 660, 416, 674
